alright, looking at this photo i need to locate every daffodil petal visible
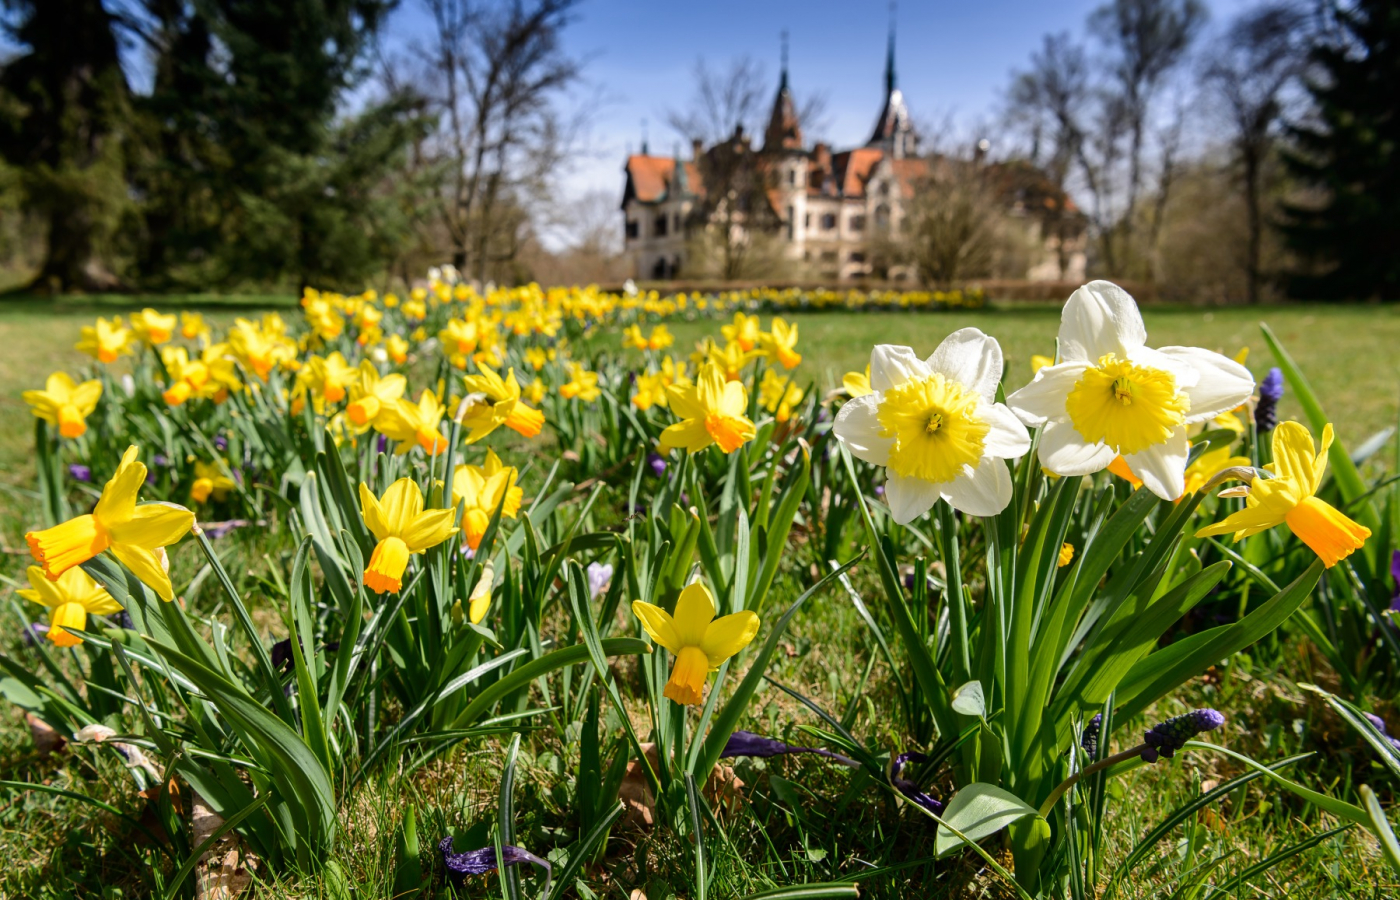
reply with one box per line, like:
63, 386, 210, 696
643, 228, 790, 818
1059, 280, 1147, 362
926, 328, 1003, 403
884, 472, 942, 525
1272, 422, 1321, 493
1006, 363, 1088, 426
632, 600, 682, 653
402, 508, 459, 552
980, 402, 1032, 459
672, 582, 717, 646
106, 503, 195, 548
379, 479, 425, 533
1037, 419, 1117, 476
1123, 426, 1189, 501
833, 394, 891, 466
93, 446, 145, 527
869, 345, 929, 393
110, 544, 175, 601
1155, 346, 1254, 423
942, 458, 1012, 517
700, 610, 760, 666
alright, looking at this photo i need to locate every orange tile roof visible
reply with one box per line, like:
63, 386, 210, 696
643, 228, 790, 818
624, 155, 703, 204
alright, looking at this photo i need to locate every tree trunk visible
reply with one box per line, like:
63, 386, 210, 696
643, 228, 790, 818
1243, 147, 1262, 305
34, 202, 120, 293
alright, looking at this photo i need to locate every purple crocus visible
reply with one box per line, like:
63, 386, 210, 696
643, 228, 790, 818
1255, 368, 1283, 432
646, 451, 667, 477
1363, 712, 1400, 753
1140, 709, 1225, 763
438, 837, 551, 890
213, 435, 229, 451
377, 434, 389, 454
890, 750, 943, 815
720, 730, 859, 767
68, 464, 92, 483
153, 454, 169, 468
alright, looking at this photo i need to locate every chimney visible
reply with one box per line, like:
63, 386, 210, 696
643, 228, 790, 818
692, 138, 704, 161
814, 142, 831, 169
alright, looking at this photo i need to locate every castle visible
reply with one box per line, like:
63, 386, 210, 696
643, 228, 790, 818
621, 32, 1086, 284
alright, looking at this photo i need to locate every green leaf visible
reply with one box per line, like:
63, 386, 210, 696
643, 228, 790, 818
738, 884, 861, 900
934, 782, 1040, 858
1183, 741, 1367, 826
1361, 786, 1400, 876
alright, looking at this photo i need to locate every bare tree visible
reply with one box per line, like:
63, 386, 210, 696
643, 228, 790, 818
1200, 2, 1310, 303
664, 56, 769, 145
410, 0, 584, 283
902, 156, 1008, 288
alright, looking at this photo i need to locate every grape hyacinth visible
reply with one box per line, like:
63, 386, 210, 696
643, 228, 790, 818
1141, 709, 1225, 763
1081, 713, 1103, 758
1255, 368, 1283, 432
438, 837, 551, 888
890, 750, 944, 816
719, 730, 858, 766
68, 464, 92, 483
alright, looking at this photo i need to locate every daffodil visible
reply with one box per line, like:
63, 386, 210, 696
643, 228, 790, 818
24, 372, 102, 438
1196, 422, 1369, 568
622, 324, 649, 351
26, 446, 195, 600
297, 352, 356, 406
559, 363, 601, 402
376, 389, 450, 455
76, 316, 132, 363
19, 565, 122, 647
1031, 354, 1054, 375
180, 312, 210, 341
523, 347, 549, 371
834, 330, 1031, 521
130, 308, 178, 345
842, 366, 872, 398
229, 317, 296, 380
721, 312, 762, 351
453, 563, 495, 624
440, 318, 480, 360
659, 361, 756, 455
386, 334, 410, 364
190, 461, 237, 504
693, 339, 754, 382
646, 324, 673, 351
1058, 543, 1075, 567
631, 582, 760, 705
759, 368, 804, 422
1106, 455, 1143, 488
1008, 282, 1254, 501
359, 479, 459, 593
346, 361, 407, 432
459, 366, 545, 442
451, 450, 523, 550
759, 317, 802, 369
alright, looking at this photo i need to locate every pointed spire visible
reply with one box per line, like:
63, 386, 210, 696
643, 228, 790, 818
641, 118, 649, 156
763, 29, 803, 153
780, 30, 789, 91
885, 3, 897, 94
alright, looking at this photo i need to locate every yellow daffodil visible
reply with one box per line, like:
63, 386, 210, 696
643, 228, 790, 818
298, 352, 356, 404
130, 308, 178, 345
1031, 354, 1054, 375
1058, 543, 1075, 567
524, 377, 546, 405
190, 461, 237, 504
229, 317, 296, 380
358, 479, 458, 594
24, 372, 102, 438
659, 361, 756, 455
386, 334, 410, 364
26, 446, 195, 600
452, 449, 523, 550
180, 312, 210, 341
759, 368, 804, 422
452, 563, 496, 624
376, 389, 450, 456
162, 344, 240, 405
631, 582, 760, 705
76, 316, 132, 363
842, 366, 872, 398
559, 363, 601, 402
1182, 445, 1250, 497
694, 338, 753, 382
759, 317, 802, 369
460, 366, 545, 442
346, 361, 407, 432
440, 318, 480, 359
1197, 422, 1369, 567
721, 312, 762, 351
646, 325, 674, 351
524, 347, 549, 371
19, 565, 122, 647
622, 324, 649, 351
402, 299, 426, 321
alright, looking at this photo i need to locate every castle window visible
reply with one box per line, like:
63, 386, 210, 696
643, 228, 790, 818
654, 214, 668, 237
850, 251, 867, 264
786, 205, 794, 240
625, 220, 639, 239
804, 213, 811, 228
850, 214, 866, 232
673, 213, 681, 232
820, 213, 836, 231
787, 169, 796, 186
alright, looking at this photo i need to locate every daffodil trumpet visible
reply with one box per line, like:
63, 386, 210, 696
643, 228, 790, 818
359, 478, 459, 594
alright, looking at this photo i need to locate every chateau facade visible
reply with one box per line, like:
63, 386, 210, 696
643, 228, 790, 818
621, 36, 1086, 284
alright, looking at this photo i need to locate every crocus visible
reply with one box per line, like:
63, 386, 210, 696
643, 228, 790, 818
1140, 709, 1225, 763
659, 361, 756, 455
890, 751, 943, 815
1196, 422, 1370, 568
1255, 367, 1283, 432
359, 479, 458, 594
1008, 282, 1254, 501
833, 330, 1031, 521
26, 446, 194, 601
24, 372, 102, 439
720, 730, 858, 767
18, 565, 123, 647
586, 561, 613, 598
451, 449, 523, 550
632, 582, 760, 705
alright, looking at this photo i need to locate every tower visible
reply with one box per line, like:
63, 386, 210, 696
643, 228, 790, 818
866, 10, 915, 158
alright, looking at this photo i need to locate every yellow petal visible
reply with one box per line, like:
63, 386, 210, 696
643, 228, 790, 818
631, 600, 681, 654
378, 479, 425, 535
659, 418, 712, 454
360, 482, 390, 541
672, 582, 716, 647
364, 536, 410, 594
94, 446, 145, 527
663, 646, 710, 705
1271, 422, 1321, 494
699, 610, 760, 666
402, 508, 458, 553
107, 503, 194, 549
1285, 495, 1369, 568
47, 601, 88, 647
110, 543, 175, 601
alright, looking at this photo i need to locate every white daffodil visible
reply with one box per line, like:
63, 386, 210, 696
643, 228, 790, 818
834, 328, 1031, 522
1006, 281, 1254, 501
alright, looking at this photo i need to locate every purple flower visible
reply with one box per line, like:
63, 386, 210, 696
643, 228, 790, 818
438, 837, 551, 889
646, 452, 667, 477
1363, 712, 1400, 752
22, 623, 48, 646
153, 454, 169, 468
874, 484, 884, 497
377, 434, 389, 454
1390, 551, 1400, 613
1081, 713, 1103, 758
213, 435, 229, 451
585, 562, 613, 599
1255, 368, 1283, 432
1140, 709, 1225, 763
890, 750, 943, 815
719, 730, 859, 767
68, 464, 92, 483
202, 519, 249, 540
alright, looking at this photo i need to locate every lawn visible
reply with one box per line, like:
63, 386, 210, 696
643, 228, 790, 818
2, 294, 1399, 899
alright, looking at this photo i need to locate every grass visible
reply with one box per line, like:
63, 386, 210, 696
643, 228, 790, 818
2, 296, 1399, 898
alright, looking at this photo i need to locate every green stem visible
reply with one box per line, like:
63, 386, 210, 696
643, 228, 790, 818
1038, 744, 1145, 819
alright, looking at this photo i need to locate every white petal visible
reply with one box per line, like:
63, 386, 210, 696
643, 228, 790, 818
1059, 281, 1147, 362
1038, 419, 1117, 476
1006, 362, 1088, 426
1155, 346, 1256, 423
1128, 345, 1200, 389
980, 402, 1032, 459
926, 327, 1003, 402
870, 345, 930, 392
833, 394, 892, 466
1124, 427, 1189, 500
884, 472, 942, 525
942, 459, 1013, 517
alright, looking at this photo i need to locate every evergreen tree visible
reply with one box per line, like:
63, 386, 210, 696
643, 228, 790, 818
1282, 0, 1400, 300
